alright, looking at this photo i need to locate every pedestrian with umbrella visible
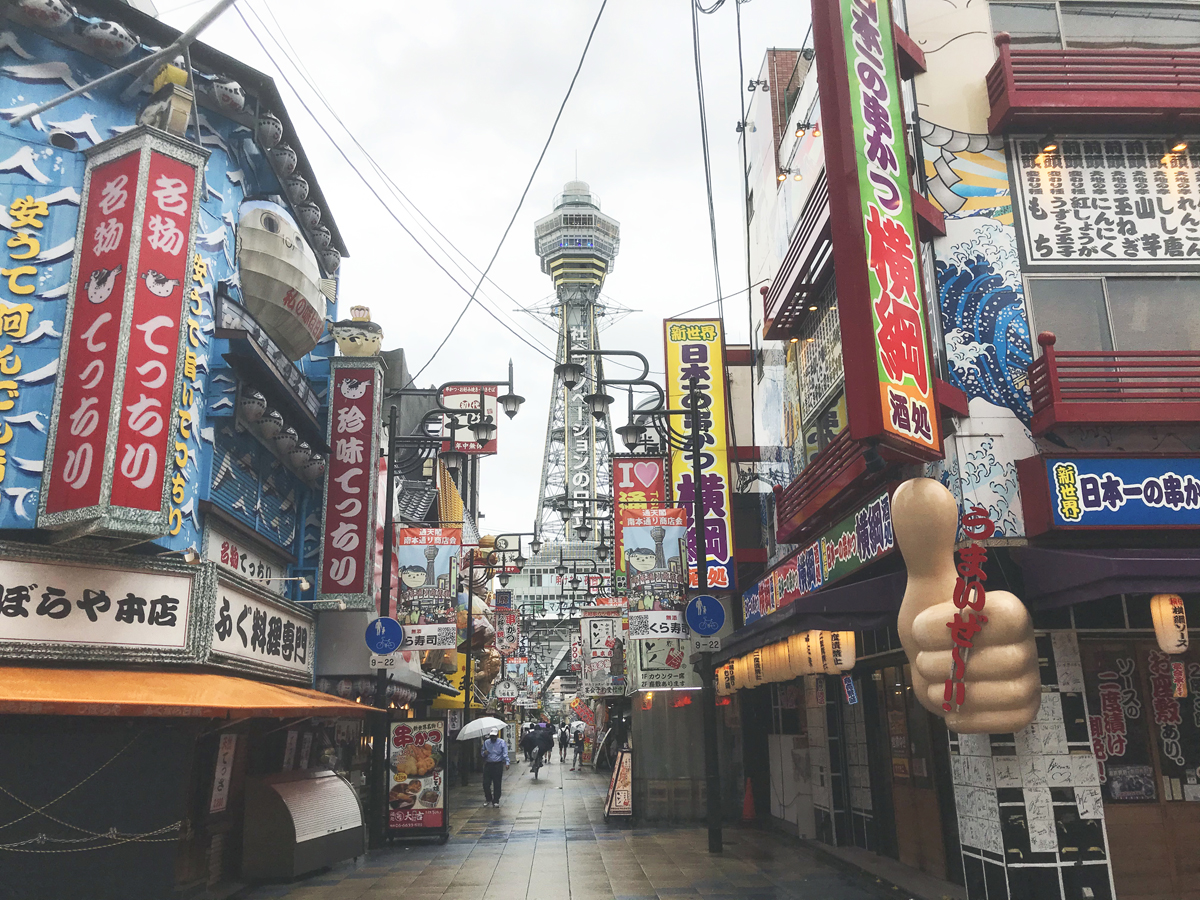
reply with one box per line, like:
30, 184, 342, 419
455, 717, 510, 807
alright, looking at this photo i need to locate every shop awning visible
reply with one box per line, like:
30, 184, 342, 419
716, 571, 906, 664
1016, 548, 1200, 608
0, 667, 381, 718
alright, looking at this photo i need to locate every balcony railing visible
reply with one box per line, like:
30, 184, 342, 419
986, 35, 1200, 132
1027, 332, 1200, 435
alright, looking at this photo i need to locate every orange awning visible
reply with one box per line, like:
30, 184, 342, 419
0, 667, 380, 718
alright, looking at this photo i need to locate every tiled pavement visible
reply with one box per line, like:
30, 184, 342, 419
235, 756, 906, 900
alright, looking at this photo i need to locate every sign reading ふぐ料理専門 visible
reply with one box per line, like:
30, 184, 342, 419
1043, 458, 1200, 528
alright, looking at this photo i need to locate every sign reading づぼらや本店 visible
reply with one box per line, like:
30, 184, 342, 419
208, 578, 313, 680
809, 0, 939, 459
38, 127, 209, 540
663, 320, 734, 591
0, 546, 205, 663
1020, 456, 1200, 535
317, 358, 383, 609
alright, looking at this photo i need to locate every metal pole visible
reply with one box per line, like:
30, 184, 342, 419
689, 377, 722, 854
461, 553, 475, 787
370, 404, 398, 849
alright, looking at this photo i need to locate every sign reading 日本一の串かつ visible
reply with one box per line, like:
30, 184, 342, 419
663, 320, 734, 590
1046, 458, 1200, 528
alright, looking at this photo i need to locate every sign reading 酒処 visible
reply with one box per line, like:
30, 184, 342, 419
40, 127, 209, 538
209, 579, 312, 680
1022, 456, 1200, 533
743, 491, 894, 624
663, 320, 734, 590
318, 359, 382, 608
1011, 137, 1200, 268
810, 0, 939, 458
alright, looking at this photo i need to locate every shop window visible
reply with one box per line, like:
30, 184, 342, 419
989, 1, 1200, 50
1027, 276, 1200, 352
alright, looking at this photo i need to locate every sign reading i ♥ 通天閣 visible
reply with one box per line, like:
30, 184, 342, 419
1020, 456, 1200, 534
809, 0, 939, 459
663, 320, 734, 591
612, 455, 667, 590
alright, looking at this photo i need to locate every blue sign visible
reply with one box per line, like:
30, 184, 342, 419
365, 617, 405, 655
685, 595, 725, 636
1046, 457, 1200, 528
842, 675, 859, 705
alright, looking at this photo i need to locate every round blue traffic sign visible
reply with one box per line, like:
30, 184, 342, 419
365, 617, 404, 655
686, 595, 725, 636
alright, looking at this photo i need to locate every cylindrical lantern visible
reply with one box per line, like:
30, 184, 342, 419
1151, 593, 1189, 654
829, 630, 856, 672
750, 648, 767, 686
814, 631, 835, 674
787, 631, 809, 678
768, 642, 788, 682
733, 654, 750, 690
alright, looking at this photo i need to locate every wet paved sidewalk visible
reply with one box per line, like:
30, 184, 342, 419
236, 756, 904, 900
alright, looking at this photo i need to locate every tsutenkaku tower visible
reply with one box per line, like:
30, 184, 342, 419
533, 181, 620, 543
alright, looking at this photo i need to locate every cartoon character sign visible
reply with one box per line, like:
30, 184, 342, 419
618, 507, 688, 612
396, 528, 460, 629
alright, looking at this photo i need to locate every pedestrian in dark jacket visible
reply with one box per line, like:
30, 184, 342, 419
520, 727, 536, 762
535, 725, 554, 764
558, 725, 570, 761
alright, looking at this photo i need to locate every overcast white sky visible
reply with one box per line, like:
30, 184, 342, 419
163, 0, 809, 537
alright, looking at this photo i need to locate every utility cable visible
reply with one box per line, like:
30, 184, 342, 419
735, 0, 756, 445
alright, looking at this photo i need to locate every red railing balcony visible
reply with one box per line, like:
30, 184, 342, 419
987, 35, 1200, 133
1027, 332, 1200, 436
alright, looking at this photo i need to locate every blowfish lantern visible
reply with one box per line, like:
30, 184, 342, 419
892, 478, 1041, 735
331, 306, 383, 357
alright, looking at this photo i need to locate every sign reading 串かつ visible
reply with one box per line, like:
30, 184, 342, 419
663, 320, 734, 590
389, 720, 446, 831
1012, 137, 1200, 268
1045, 458, 1200, 528
209, 579, 313, 679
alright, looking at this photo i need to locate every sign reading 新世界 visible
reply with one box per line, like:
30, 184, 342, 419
1043, 458, 1200, 528
1012, 137, 1200, 268
810, 0, 938, 458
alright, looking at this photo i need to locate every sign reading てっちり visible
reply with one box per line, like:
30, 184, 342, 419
810, 0, 939, 460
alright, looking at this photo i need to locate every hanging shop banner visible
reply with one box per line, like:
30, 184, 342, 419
663, 320, 735, 590
496, 611, 519, 655
604, 747, 633, 817
208, 734, 237, 814
809, 0, 939, 458
208, 578, 313, 681
580, 607, 627, 697
388, 720, 447, 832
570, 632, 582, 672
0, 551, 200, 661
396, 527, 460, 650
1020, 456, 1200, 535
628, 608, 689, 640
1080, 641, 1157, 801
204, 524, 286, 595
742, 490, 894, 624
40, 127, 210, 538
612, 455, 668, 584
620, 507, 689, 612
631, 637, 696, 690
440, 384, 498, 454
1011, 137, 1200, 268
318, 359, 383, 608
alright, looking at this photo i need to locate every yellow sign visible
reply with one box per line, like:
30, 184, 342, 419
432, 652, 484, 710
663, 319, 734, 589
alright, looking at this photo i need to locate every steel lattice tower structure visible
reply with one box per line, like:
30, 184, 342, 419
532, 181, 620, 543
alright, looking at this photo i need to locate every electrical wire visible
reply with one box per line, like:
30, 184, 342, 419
735, 0, 756, 445
668, 278, 768, 319
689, 0, 725, 321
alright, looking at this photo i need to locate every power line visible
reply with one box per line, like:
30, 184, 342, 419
690, 0, 725, 321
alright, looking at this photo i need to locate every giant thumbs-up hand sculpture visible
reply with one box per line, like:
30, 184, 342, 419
892, 478, 1041, 734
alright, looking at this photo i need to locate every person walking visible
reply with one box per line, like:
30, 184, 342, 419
535, 724, 554, 768
558, 725, 569, 762
571, 727, 585, 771
480, 728, 510, 808
520, 726, 535, 763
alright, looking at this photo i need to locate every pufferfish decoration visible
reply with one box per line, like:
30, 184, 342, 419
330, 306, 383, 357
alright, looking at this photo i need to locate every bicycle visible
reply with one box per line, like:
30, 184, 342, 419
531, 746, 543, 780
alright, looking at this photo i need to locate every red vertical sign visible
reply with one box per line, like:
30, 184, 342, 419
110, 152, 197, 510
45, 151, 141, 514
320, 365, 378, 597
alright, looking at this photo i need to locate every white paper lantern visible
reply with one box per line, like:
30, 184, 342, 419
1151, 593, 1189, 654
829, 631, 856, 672
787, 631, 811, 678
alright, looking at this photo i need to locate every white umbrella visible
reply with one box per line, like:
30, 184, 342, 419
455, 716, 508, 741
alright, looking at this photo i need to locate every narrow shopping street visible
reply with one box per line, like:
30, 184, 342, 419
234, 761, 898, 900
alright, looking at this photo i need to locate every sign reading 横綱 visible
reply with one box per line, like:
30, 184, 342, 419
1012, 137, 1200, 267
612, 455, 667, 587
663, 320, 734, 590
810, 0, 939, 459
39, 127, 209, 538
1020, 456, 1200, 534
209, 578, 313, 680
318, 358, 382, 609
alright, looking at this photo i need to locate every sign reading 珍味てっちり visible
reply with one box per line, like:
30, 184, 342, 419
810, 0, 939, 459
318, 359, 382, 608
40, 128, 209, 538
612, 455, 667, 587
1020, 456, 1200, 534
663, 320, 734, 590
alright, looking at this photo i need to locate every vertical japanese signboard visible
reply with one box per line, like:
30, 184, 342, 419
395, 527, 460, 649
810, 0, 940, 459
612, 455, 666, 591
40, 127, 209, 537
389, 720, 447, 833
663, 320, 734, 590
318, 358, 382, 609
620, 507, 688, 612
580, 606, 627, 697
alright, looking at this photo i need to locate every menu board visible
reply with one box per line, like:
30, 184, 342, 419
1146, 645, 1200, 801
1080, 641, 1157, 801
388, 720, 446, 830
